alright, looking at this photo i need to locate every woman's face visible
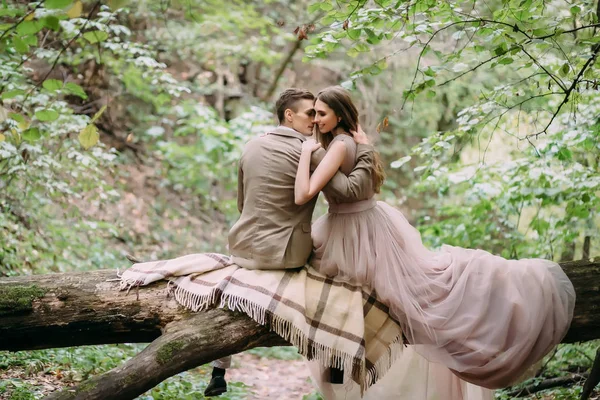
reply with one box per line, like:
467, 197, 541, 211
313, 99, 339, 134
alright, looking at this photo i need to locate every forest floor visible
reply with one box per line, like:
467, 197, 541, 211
0, 346, 317, 400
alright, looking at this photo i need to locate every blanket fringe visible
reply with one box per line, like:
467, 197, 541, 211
172, 283, 403, 392
365, 335, 404, 388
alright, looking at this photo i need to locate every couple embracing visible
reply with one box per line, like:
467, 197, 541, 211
202, 86, 575, 399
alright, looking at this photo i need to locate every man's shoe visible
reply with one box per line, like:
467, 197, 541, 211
330, 367, 344, 384
204, 375, 227, 397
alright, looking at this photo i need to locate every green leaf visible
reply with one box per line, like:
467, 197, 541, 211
493, 44, 508, 56
43, 79, 63, 91
366, 30, 382, 45
347, 47, 359, 58
79, 124, 99, 149
498, 57, 514, 65
83, 31, 108, 44
8, 113, 25, 123
307, 3, 321, 13
1, 89, 25, 99
560, 63, 570, 77
353, 42, 370, 52
42, 16, 60, 31
319, 2, 333, 11
35, 109, 59, 122
375, 59, 388, 70
0, 8, 20, 18
321, 15, 335, 25
22, 128, 41, 142
23, 35, 38, 46
347, 29, 361, 40
12, 36, 28, 54
16, 21, 43, 35
557, 147, 572, 161
64, 82, 88, 99
45, 0, 73, 9
423, 67, 436, 77
368, 65, 382, 75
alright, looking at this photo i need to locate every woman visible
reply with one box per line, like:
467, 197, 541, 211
295, 86, 575, 393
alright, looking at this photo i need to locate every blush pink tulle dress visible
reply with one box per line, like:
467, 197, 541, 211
308, 134, 575, 399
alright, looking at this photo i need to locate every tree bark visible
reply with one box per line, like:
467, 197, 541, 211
0, 259, 598, 399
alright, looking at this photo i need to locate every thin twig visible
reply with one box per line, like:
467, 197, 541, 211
438, 45, 520, 87
519, 46, 567, 91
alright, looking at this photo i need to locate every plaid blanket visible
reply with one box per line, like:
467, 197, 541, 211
119, 253, 404, 392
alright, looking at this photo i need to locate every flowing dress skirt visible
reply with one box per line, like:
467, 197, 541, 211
311, 198, 575, 391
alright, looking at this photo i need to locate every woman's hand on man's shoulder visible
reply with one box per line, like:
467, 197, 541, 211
302, 138, 322, 153
350, 124, 370, 145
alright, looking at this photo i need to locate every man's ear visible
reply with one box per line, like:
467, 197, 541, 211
285, 109, 293, 122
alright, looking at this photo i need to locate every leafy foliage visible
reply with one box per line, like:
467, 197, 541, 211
1, 0, 599, 398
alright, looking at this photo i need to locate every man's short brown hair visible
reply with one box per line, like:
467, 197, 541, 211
275, 88, 315, 123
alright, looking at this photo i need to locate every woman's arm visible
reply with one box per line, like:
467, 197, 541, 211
295, 139, 346, 205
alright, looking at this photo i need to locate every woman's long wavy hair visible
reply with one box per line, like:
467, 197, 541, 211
314, 86, 385, 193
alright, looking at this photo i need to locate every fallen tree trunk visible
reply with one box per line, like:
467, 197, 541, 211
0, 258, 598, 399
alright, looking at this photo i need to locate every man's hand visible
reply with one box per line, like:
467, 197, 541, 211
350, 124, 370, 145
302, 139, 322, 153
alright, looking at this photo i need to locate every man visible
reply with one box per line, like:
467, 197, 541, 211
204, 88, 374, 396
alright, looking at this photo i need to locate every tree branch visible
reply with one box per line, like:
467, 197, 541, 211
523, 42, 600, 139
506, 372, 589, 398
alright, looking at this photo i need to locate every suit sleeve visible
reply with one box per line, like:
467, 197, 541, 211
310, 144, 375, 202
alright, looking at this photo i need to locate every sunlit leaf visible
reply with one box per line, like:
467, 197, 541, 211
319, 2, 333, 11
375, 59, 388, 70
307, 3, 321, 13
390, 156, 411, 169
22, 128, 41, 142
1, 89, 25, 99
9, 112, 25, 123
43, 79, 63, 91
67, 1, 83, 18
35, 109, 59, 122
16, 21, 43, 35
347, 29, 361, 40
79, 124, 99, 149
83, 31, 108, 44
